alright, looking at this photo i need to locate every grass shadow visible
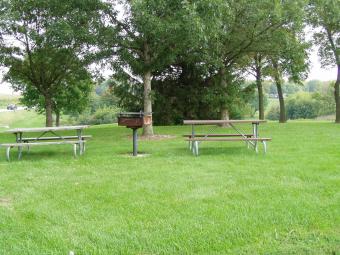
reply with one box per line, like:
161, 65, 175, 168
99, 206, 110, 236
4, 150, 76, 162
173, 144, 253, 156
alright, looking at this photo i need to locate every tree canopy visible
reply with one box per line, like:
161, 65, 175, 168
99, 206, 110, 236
308, 0, 340, 122
0, 0, 339, 128
0, 0, 106, 126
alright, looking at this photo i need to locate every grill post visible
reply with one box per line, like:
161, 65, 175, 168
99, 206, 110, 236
118, 111, 152, 156
132, 128, 138, 156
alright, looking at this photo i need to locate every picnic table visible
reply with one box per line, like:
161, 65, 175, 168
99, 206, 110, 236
1, 125, 91, 161
183, 120, 271, 156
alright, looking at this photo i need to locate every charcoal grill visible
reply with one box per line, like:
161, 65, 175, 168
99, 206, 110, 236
118, 111, 152, 156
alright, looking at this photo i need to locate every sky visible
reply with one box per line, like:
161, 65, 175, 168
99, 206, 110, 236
0, 43, 337, 95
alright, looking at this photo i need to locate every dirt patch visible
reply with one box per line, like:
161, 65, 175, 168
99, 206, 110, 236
127, 134, 176, 141
120, 152, 151, 158
0, 197, 12, 209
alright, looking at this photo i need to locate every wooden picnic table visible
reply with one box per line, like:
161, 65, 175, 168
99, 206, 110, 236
183, 119, 271, 156
2, 125, 90, 161
183, 120, 267, 125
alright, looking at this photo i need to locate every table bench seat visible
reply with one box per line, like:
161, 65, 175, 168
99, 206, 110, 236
0, 141, 86, 161
21, 135, 92, 142
183, 134, 254, 138
186, 137, 272, 141
186, 137, 271, 156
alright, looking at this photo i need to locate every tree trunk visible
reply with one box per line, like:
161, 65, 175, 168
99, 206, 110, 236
255, 56, 264, 120
142, 69, 153, 136
45, 97, 53, 127
272, 61, 286, 123
220, 108, 230, 123
275, 76, 286, 123
219, 108, 230, 127
142, 42, 154, 136
257, 79, 264, 120
55, 111, 60, 127
325, 28, 340, 123
335, 64, 340, 123
219, 67, 230, 127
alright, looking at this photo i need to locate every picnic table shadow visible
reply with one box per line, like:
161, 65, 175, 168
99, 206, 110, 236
175, 144, 254, 156
4, 150, 77, 162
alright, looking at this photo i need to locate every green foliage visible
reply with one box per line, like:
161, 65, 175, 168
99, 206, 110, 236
0, 0, 106, 125
69, 82, 121, 125
284, 82, 303, 95
304, 80, 323, 92
286, 93, 320, 119
307, 0, 339, 122
74, 106, 120, 125
266, 105, 281, 120
5, 48, 94, 116
312, 90, 336, 116
112, 70, 143, 112
267, 83, 336, 120
308, 0, 340, 67
150, 64, 255, 125
249, 90, 269, 116
267, 91, 336, 120
102, 0, 311, 126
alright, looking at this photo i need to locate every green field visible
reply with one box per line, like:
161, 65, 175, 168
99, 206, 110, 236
0, 114, 339, 254
0, 94, 20, 108
0, 110, 44, 130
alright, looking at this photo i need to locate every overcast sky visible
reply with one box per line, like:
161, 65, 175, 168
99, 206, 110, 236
0, 44, 337, 95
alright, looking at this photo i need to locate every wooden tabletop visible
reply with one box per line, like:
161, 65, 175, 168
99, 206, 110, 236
4, 125, 89, 133
183, 120, 267, 125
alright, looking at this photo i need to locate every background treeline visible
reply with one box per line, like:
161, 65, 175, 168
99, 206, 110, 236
73, 78, 334, 125
0, 0, 339, 135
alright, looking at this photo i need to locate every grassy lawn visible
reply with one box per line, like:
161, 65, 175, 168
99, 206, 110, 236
0, 121, 339, 254
0, 94, 20, 109
0, 110, 44, 130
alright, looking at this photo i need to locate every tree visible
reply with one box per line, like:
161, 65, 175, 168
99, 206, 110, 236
266, 34, 309, 123
0, 0, 105, 126
190, 0, 308, 124
308, 0, 340, 123
0, 1, 9, 64
247, 54, 266, 119
11, 63, 93, 127
243, 0, 308, 122
99, 0, 197, 136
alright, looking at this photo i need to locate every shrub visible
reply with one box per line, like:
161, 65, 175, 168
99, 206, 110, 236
74, 106, 120, 125
266, 91, 336, 121
266, 105, 280, 120
311, 92, 335, 116
286, 93, 319, 119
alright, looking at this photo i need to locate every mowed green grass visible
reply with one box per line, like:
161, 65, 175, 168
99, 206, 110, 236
0, 110, 44, 131
0, 121, 339, 254
0, 94, 20, 108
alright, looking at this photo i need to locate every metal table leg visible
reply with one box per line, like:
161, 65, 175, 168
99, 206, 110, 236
77, 129, 83, 155
190, 124, 195, 151
252, 123, 259, 153
18, 132, 23, 159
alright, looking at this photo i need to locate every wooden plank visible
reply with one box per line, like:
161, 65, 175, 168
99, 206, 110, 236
4, 125, 89, 134
21, 135, 92, 141
186, 138, 272, 141
183, 120, 267, 125
183, 134, 253, 137
1, 141, 86, 147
